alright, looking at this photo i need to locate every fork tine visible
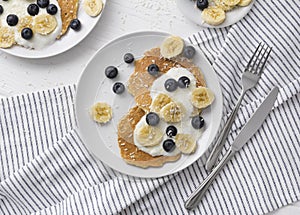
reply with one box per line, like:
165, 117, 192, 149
245, 42, 263, 70
257, 47, 272, 76
251, 43, 266, 74
253, 44, 269, 73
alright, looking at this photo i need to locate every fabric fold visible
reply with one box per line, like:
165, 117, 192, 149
0, 85, 77, 182
188, 27, 230, 64
1, 128, 171, 214
229, 77, 300, 133
188, 0, 300, 163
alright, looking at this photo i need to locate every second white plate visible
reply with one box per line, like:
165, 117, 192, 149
176, 0, 255, 28
76, 31, 223, 178
1, 0, 106, 58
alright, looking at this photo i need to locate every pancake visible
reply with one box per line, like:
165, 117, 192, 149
117, 47, 206, 168
129, 47, 206, 112
118, 106, 181, 168
57, 0, 79, 38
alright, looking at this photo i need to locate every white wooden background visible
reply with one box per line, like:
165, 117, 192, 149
0, 0, 298, 213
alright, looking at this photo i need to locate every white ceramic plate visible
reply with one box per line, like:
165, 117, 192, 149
176, 0, 255, 28
76, 31, 223, 178
0, 0, 106, 59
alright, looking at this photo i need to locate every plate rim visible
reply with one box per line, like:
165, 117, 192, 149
75, 30, 223, 178
0, 0, 106, 59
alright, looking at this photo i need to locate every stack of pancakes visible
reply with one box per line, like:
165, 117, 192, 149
117, 48, 207, 168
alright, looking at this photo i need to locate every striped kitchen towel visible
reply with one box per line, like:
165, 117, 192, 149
0, 0, 299, 214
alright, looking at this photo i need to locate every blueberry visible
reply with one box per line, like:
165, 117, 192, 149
37, 0, 49, 8
27, 4, 39, 16
164, 78, 178, 92
105, 66, 118, 79
146, 112, 160, 126
69, 19, 81, 31
112, 82, 125, 94
21, 28, 33, 40
124, 53, 134, 64
0, 5, 3, 15
163, 139, 176, 152
6, 14, 18, 26
46, 4, 58, 15
166, 125, 177, 138
196, 0, 209, 10
183, 46, 196, 59
178, 76, 191, 88
147, 64, 159, 76
191, 115, 205, 129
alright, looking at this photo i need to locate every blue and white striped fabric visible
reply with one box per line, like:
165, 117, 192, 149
1, 0, 299, 214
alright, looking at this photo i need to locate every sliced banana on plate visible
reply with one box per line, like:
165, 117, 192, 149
160, 36, 184, 59
223, 0, 241, 6
238, 0, 252, 6
191, 107, 202, 117
136, 125, 164, 147
0, 27, 15, 48
191, 87, 215, 109
17, 16, 33, 32
151, 93, 172, 113
213, 0, 235, 11
160, 102, 185, 123
175, 134, 197, 154
33, 14, 57, 35
90, 102, 112, 123
83, 0, 104, 17
201, 7, 226, 26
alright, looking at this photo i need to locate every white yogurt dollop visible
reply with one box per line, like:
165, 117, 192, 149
0, 0, 62, 49
134, 67, 203, 157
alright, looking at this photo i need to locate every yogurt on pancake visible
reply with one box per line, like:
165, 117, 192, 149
0, 0, 62, 49
134, 67, 203, 156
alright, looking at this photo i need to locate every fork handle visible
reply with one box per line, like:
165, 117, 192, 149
185, 149, 235, 210
205, 90, 246, 171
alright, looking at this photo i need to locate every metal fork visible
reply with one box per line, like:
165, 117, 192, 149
205, 42, 272, 172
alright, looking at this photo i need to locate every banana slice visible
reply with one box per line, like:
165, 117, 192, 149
90, 102, 112, 123
136, 124, 164, 147
0, 27, 15, 48
191, 87, 215, 109
223, 0, 240, 6
160, 102, 185, 123
201, 7, 226, 26
175, 134, 197, 154
17, 16, 33, 32
213, 0, 235, 11
160, 36, 184, 59
83, 0, 104, 17
191, 107, 202, 117
33, 14, 57, 35
151, 93, 172, 113
238, 0, 252, 6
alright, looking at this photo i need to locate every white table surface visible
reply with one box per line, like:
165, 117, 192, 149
0, 0, 298, 214
0, 0, 200, 97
